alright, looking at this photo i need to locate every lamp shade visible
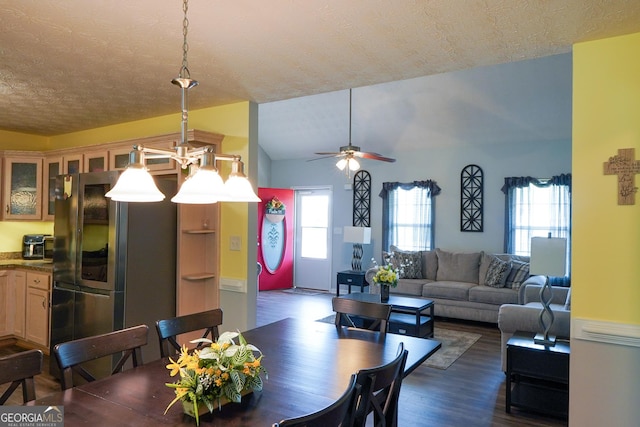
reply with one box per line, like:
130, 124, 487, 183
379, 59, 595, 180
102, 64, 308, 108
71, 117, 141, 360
223, 175, 261, 202
530, 237, 567, 276
343, 226, 371, 244
105, 167, 165, 202
171, 167, 226, 204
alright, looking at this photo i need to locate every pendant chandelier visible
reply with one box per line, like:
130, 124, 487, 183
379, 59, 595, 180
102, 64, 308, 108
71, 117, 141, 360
105, 0, 260, 204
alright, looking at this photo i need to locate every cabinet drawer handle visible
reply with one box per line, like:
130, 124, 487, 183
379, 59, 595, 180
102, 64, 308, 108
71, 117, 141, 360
34, 278, 40, 284
42, 300, 46, 309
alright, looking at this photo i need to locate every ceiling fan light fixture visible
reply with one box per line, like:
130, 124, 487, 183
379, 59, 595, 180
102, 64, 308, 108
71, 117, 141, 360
348, 158, 360, 171
336, 158, 348, 170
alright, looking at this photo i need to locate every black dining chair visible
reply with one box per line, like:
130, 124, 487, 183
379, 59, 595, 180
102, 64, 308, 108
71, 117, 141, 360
0, 349, 43, 404
272, 374, 360, 427
352, 342, 408, 427
332, 297, 392, 334
155, 308, 223, 358
53, 324, 149, 390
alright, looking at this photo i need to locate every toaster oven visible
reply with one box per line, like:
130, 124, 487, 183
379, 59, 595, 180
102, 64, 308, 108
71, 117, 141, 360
22, 234, 53, 260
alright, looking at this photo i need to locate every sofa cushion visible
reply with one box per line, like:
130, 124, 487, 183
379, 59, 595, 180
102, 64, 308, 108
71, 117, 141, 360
484, 257, 511, 287
469, 285, 519, 305
505, 259, 530, 290
422, 281, 475, 301
388, 245, 422, 279
393, 279, 428, 296
435, 249, 481, 283
421, 250, 438, 281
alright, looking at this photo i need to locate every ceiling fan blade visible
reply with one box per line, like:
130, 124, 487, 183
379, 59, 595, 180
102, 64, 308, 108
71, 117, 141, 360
314, 152, 343, 156
354, 151, 396, 162
307, 154, 344, 162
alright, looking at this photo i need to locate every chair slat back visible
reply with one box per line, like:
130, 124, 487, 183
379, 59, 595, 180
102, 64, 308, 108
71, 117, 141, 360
54, 324, 149, 390
0, 349, 43, 404
332, 297, 391, 334
273, 374, 360, 427
353, 343, 408, 427
155, 308, 223, 358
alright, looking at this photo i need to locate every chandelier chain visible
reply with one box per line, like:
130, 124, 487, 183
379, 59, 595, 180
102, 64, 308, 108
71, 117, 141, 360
180, 0, 190, 78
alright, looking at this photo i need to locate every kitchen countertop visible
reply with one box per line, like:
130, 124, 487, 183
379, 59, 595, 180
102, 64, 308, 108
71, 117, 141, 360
0, 259, 53, 272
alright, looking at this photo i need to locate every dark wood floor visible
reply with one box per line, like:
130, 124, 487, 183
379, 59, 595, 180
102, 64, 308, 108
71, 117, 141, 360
2, 289, 567, 426
257, 290, 568, 427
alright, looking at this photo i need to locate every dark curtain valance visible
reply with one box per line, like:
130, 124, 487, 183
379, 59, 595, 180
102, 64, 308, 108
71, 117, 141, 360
379, 180, 441, 251
501, 174, 572, 193
379, 180, 442, 198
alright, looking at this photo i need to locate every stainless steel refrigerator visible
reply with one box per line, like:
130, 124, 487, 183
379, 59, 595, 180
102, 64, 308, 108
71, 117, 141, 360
50, 171, 177, 378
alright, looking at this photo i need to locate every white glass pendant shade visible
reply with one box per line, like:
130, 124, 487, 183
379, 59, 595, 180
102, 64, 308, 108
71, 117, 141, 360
105, 167, 165, 202
336, 158, 348, 170
221, 160, 260, 202
171, 167, 227, 204
348, 158, 360, 171
224, 175, 261, 202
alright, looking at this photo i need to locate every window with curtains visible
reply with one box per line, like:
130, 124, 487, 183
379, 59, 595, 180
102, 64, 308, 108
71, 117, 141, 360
379, 180, 441, 251
502, 174, 571, 284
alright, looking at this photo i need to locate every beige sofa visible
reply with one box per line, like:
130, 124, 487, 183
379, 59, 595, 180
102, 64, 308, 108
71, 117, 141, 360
365, 248, 546, 324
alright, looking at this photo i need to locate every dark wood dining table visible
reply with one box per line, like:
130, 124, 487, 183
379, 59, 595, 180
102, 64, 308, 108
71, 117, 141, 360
28, 318, 441, 426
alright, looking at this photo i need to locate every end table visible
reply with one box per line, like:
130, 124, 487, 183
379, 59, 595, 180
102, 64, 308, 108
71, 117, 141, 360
506, 331, 570, 419
336, 270, 368, 296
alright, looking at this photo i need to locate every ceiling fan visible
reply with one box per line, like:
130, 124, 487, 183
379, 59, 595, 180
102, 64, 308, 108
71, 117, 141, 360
310, 89, 395, 177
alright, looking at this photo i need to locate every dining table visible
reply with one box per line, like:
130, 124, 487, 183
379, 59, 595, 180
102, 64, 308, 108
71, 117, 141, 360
28, 317, 441, 426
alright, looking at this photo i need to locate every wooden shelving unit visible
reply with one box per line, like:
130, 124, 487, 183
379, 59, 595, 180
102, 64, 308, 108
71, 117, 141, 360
174, 131, 223, 318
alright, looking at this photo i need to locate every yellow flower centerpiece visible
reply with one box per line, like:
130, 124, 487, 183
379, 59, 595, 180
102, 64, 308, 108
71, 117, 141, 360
372, 260, 400, 302
164, 331, 267, 425
372, 264, 399, 288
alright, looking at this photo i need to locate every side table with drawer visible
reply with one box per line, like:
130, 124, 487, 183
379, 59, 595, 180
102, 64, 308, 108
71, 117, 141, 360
336, 270, 368, 296
506, 331, 570, 419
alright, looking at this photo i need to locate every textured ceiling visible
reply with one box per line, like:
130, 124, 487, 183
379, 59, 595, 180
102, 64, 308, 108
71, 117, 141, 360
1, 0, 640, 141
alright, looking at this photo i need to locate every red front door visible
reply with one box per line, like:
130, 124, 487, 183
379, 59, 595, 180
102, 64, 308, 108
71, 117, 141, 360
257, 188, 294, 290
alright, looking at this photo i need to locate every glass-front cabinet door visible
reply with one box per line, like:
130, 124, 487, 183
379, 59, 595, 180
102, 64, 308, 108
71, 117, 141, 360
44, 156, 62, 221
2, 156, 43, 220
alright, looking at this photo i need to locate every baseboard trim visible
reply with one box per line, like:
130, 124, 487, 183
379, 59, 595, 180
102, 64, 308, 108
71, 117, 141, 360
573, 318, 640, 348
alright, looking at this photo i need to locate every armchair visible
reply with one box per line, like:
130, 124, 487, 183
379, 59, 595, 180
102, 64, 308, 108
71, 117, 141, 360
497, 283, 571, 371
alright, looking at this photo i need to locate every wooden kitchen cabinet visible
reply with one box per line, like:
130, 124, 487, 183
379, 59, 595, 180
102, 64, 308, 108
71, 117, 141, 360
63, 154, 83, 174
84, 150, 108, 172
25, 271, 51, 348
44, 155, 62, 221
0, 271, 9, 336
12, 270, 26, 339
2, 155, 43, 220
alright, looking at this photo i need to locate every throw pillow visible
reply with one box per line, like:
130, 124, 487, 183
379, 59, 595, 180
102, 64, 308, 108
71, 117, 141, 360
435, 249, 481, 283
484, 257, 511, 287
505, 260, 530, 290
388, 245, 423, 279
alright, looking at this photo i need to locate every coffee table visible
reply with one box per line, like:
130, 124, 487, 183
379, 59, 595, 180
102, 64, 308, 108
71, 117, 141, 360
339, 293, 435, 338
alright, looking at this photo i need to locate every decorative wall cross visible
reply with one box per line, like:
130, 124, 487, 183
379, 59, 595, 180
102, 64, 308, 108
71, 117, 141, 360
603, 148, 640, 205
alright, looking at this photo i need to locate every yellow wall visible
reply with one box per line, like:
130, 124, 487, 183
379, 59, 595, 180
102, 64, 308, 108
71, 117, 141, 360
0, 130, 49, 150
0, 103, 253, 285
572, 32, 640, 324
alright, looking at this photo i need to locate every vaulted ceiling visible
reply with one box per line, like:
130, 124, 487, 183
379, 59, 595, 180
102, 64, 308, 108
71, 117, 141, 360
1, 1, 639, 157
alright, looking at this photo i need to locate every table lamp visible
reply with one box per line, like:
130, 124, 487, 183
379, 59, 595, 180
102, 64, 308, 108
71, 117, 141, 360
343, 226, 371, 271
529, 235, 567, 346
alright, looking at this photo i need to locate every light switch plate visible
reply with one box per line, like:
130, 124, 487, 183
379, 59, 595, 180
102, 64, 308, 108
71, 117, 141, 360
230, 235, 242, 251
